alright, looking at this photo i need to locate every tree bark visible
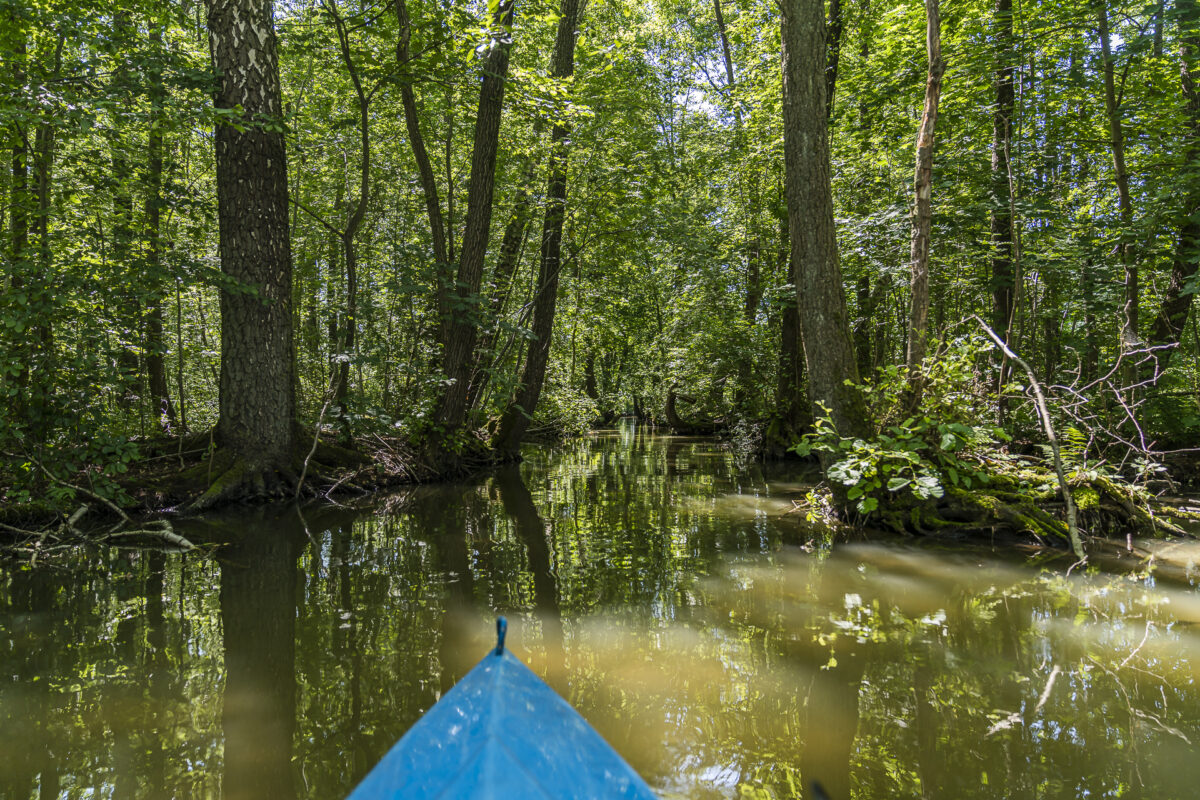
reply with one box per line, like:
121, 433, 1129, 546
1097, 0, 1138, 380
1148, 0, 1200, 374
780, 0, 869, 440
145, 12, 176, 430
394, 0, 449, 295
465, 150, 538, 412
494, 0, 582, 456
905, 0, 943, 375
326, 0, 371, 433
774, 203, 808, 431
825, 0, 844, 118
989, 0, 1016, 349
434, 0, 516, 436
209, 0, 297, 472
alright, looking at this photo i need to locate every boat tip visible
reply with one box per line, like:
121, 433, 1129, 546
495, 616, 507, 655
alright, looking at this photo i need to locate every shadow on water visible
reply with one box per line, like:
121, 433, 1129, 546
2, 421, 1200, 799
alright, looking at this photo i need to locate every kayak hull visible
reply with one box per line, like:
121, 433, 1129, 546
346, 646, 657, 799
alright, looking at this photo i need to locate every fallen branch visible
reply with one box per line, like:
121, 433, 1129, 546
31, 458, 131, 529
974, 315, 1085, 562
103, 520, 196, 551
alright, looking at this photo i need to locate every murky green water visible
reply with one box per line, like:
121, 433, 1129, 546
3, 422, 1200, 799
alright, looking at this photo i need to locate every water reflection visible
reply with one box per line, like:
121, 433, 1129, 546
217, 508, 303, 800
1, 423, 1199, 799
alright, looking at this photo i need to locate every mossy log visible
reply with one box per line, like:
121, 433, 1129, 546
868, 472, 1195, 546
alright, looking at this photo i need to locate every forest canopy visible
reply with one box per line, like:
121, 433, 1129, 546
0, 0, 1198, 538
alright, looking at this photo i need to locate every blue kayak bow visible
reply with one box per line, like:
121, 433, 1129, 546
346, 617, 658, 799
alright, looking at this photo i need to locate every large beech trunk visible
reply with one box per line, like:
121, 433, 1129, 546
494, 0, 582, 456
209, 0, 296, 470
780, 0, 869, 440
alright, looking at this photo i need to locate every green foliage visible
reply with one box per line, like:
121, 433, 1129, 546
530, 385, 599, 439
794, 340, 1009, 515
1, 0, 1199, 513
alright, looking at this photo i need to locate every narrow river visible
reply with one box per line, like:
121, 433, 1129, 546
2, 422, 1199, 798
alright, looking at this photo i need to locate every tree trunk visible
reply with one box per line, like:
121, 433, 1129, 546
465, 152, 538, 411
394, 0, 449, 287
854, 274, 872, 374
905, 0, 943, 376
29, 113, 56, 443
714, 0, 763, 405
1148, 0, 1200, 374
990, 0, 1016, 349
434, 0, 516, 436
494, 0, 582, 456
1097, 0, 1137, 382
780, 0, 869, 440
327, 0, 371, 436
826, 0, 844, 118
209, 0, 297, 474
145, 13, 176, 430
852, 0, 874, 375
7, 96, 29, 418
774, 197, 808, 431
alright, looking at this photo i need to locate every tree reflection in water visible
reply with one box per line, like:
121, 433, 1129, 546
2, 424, 1200, 798
218, 506, 304, 800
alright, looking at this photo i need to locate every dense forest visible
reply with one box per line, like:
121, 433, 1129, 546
1, 0, 1199, 545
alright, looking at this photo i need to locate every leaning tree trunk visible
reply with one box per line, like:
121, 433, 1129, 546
394, 0, 450, 300
494, 0, 582, 457
434, 0, 516, 438
780, 0, 869, 440
1149, 0, 1200, 375
208, 0, 297, 482
905, 0, 943, 379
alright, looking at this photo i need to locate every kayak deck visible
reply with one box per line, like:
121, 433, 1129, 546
346, 621, 657, 799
